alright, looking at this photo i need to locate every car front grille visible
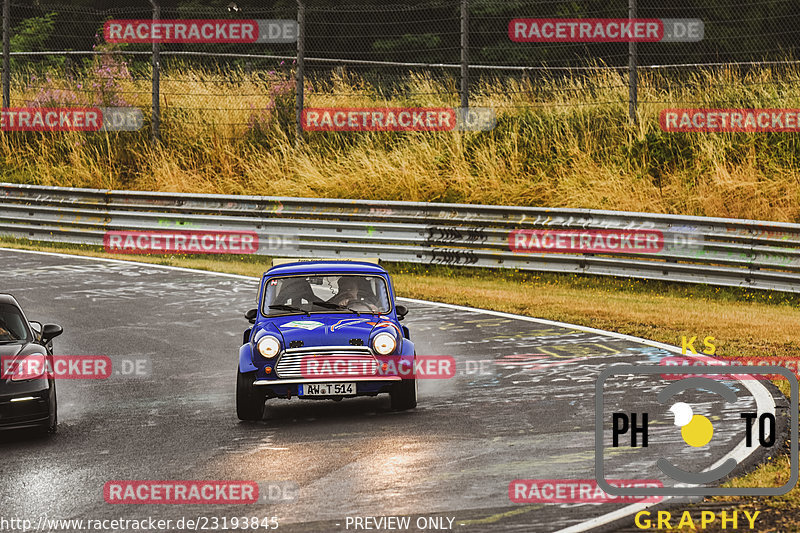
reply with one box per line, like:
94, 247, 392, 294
275, 346, 377, 379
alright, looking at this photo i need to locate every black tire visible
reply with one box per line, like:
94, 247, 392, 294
37, 381, 57, 436
236, 370, 266, 421
390, 376, 417, 411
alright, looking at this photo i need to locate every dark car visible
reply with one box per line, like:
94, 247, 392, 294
0, 294, 62, 435
237, 259, 416, 421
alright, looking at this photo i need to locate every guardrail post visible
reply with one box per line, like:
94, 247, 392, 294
460, 0, 469, 109
149, 0, 161, 143
295, 0, 305, 145
628, 0, 638, 124
2, 0, 10, 109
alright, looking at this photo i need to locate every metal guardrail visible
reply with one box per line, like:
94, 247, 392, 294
2, 182, 800, 293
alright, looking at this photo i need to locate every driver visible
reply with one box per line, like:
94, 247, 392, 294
0, 316, 13, 340
329, 277, 379, 311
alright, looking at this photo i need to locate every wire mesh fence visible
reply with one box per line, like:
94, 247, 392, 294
3, 0, 800, 141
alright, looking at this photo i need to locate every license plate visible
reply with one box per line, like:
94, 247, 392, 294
299, 383, 356, 396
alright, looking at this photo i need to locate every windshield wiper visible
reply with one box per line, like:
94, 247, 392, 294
268, 304, 310, 317
311, 301, 361, 316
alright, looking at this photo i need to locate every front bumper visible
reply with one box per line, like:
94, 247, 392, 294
254, 346, 403, 398
253, 377, 401, 398
0, 387, 50, 430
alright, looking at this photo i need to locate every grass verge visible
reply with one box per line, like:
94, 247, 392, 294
4, 63, 800, 221
2, 236, 798, 531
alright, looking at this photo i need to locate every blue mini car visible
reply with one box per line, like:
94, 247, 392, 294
237, 259, 416, 420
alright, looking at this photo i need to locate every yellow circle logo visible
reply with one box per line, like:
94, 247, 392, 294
681, 414, 714, 447
669, 402, 714, 447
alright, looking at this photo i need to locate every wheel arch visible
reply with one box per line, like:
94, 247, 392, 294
239, 343, 258, 373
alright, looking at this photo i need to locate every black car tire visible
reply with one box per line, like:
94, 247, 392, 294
37, 381, 57, 436
242, 328, 252, 346
390, 370, 418, 411
237, 370, 266, 421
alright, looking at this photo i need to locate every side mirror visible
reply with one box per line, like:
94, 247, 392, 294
395, 304, 408, 321
245, 309, 258, 324
41, 324, 63, 344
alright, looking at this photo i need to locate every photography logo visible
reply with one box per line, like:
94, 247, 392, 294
595, 365, 798, 496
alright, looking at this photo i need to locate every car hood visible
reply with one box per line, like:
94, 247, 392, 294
269, 315, 398, 347
0, 342, 30, 358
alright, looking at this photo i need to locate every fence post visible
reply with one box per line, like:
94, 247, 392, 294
460, 0, 469, 109
150, 0, 161, 143
628, 0, 638, 124
2, 0, 9, 109
295, 0, 305, 144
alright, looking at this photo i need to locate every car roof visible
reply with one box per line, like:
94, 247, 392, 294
0, 294, 20, 307
265, 260, 388, 277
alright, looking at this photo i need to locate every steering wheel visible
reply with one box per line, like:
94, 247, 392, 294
349, 300, 379, 312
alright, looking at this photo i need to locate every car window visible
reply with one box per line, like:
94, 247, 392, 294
0, 303, 32, 343
262, 275, 391, 315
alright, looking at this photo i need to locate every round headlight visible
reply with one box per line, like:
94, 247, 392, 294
257, 336, 281, 359
372, 332, 397, 355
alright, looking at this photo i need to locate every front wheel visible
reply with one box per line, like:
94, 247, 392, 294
37, 381, 57, 436
390, 376, 417, 411
237, 370, 266, 421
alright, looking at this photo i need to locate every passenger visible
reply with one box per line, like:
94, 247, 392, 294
275, 278, 317, 307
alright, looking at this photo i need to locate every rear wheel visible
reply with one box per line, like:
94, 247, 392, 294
237, 370, 266, 421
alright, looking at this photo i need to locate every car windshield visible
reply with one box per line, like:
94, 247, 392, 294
0, 303, 32, 344
262, 274, 391, 316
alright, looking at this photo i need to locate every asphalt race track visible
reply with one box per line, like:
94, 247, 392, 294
0, 249, 781, 533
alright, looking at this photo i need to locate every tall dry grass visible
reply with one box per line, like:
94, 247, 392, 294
2, 59, 800, 221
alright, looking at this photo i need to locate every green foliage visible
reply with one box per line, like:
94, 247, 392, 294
10, 12, 58, 53
7, 1, 800, 67
373, 34, 442, 57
